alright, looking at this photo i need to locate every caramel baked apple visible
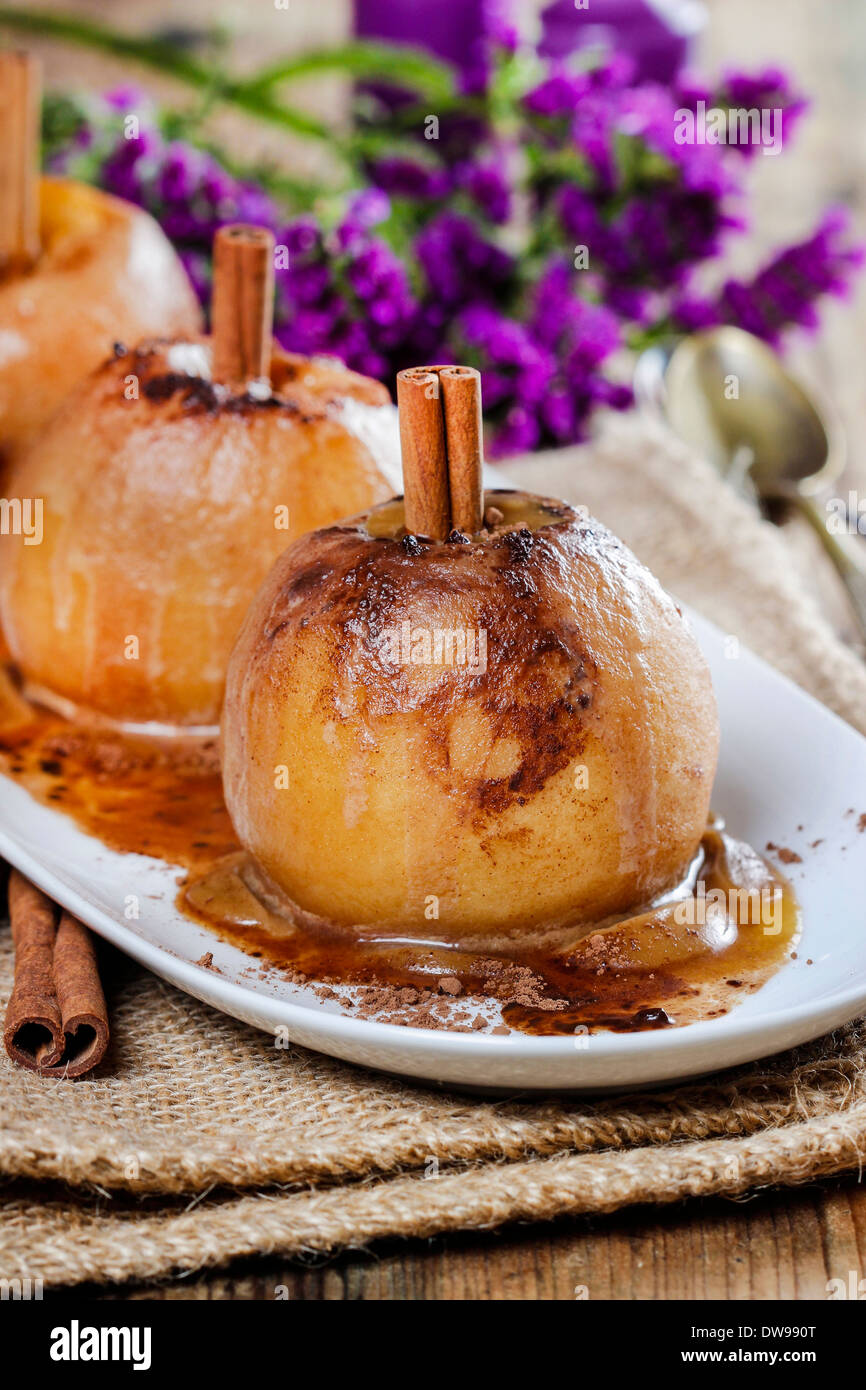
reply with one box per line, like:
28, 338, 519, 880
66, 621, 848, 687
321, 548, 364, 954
0, 226, 395, 729
222, 365, 719, 941
0, 53, 200, 453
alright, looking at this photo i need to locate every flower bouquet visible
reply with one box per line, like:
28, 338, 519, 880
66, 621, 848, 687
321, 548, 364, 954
3, 4, 862, 455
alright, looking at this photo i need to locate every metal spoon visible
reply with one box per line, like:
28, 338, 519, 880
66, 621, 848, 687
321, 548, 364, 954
635, 325, 866, 640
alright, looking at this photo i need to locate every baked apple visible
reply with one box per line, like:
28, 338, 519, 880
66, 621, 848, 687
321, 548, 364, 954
221, 365, 719, 941
0, 226, 396, 729
0, 53, 201, 453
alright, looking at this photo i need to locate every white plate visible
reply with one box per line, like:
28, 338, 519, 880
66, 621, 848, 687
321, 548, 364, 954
1, 608, 865, 1093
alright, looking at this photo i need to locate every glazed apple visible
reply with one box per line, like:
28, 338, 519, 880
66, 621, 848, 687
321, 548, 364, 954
0, 338, 396, 730
0, 227, 396, 728
0, 55, 200, 453
221, 366, 719, 941
0, 178, 202, 454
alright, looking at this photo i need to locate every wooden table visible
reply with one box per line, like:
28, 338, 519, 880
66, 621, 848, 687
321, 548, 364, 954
64, 1176, 856, 1301
18, 0, 866, 1299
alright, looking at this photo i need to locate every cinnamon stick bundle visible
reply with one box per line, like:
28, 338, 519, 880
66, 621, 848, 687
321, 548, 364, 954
396, 364, 484, 539
3, 870, 109, 1077
0, 51, 41, 275
211, 223, 275, 390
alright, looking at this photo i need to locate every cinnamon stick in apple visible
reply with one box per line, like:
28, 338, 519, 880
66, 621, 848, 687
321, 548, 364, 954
3, 870, 109, 1077
0, 52, 41, 275
440, 365, 484, 535
397, 367, 451, 540
211, 223, 275, 390
397, 364, 485, 539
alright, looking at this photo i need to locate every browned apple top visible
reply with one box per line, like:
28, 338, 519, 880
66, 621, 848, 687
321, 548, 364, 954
237, 489, 688, 821
98, 338, 391, 420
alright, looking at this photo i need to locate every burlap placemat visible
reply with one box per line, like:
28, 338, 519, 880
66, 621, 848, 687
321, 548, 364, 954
2, 413, 865, 1289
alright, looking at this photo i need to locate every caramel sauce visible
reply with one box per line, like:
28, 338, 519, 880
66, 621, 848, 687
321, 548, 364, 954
0, 670, 234, 870
363, 490, 571, 540
0, 667, 799, 1037
182, 833, 798, 1035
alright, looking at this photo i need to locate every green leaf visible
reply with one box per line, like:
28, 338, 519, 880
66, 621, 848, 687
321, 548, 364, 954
0, 7, 349, 151
242, 41, 457, 105
41, 90, 89, 153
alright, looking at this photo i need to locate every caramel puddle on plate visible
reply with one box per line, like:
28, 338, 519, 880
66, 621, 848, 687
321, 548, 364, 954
0, 668, 799, 1036
0, 670, 235, 869
183, 834, 799, 1035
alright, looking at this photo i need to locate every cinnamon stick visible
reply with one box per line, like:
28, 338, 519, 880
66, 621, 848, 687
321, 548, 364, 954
397, 367, 451, 540
0, 52, 41, 275
3, 870, 109, 1077
440, 365, 484, 535
396, 364, 485, 539
211, 223, 275, 389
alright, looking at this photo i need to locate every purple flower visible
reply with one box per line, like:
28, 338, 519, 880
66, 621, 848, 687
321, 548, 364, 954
449, 277, 627, 456
455, 157, 512, 223
668, 290, 721, 332
712, 210, 864, 343
458, 303, 555, 404
713, 66, 809, 157
157, 143, 202, 203
459, 0, 521, 96
491, 405, 541, 455
527, 258, 628, 446
558, 161, 739, 295
38, 41, 863, 458
367, 157, 451, 202
531, 259, 621, 360
282, 218, 321, 257
99, 129, 160, 203
415, 211, 514, 305
524, 69, 591, 120
276, 199, 418, 371
178, 247, 212, 303
103, 84, 148, 114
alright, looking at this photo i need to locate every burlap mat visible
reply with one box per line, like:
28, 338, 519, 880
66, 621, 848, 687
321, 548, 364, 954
2, 414, 866, 1289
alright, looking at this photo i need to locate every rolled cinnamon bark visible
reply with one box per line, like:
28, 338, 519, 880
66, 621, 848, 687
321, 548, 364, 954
211, 223, 275, 389
397, 364, 485, 539
440, 365, 484, 535
397, 367, 451, 540
3, 870, 109, 1077
4, 871, 63, 1068
52, 912, 110, 1076
0, 52, 41, 275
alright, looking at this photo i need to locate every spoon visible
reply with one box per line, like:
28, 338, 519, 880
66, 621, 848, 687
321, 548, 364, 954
635, 326, 866, 641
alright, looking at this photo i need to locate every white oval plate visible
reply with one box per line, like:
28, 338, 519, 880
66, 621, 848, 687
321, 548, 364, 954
1, 607, 865, 1093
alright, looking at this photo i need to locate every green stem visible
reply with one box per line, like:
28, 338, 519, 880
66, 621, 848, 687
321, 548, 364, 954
241, 41, 456, 105
0, 7, 346, 147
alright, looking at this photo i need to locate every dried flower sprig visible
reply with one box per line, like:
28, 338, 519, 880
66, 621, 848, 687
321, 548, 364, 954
24, 12, 864, 456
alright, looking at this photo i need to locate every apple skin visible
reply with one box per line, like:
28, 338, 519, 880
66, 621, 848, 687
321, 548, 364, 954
0, 342, 395, 728
0, 178, 201, 455
221, 492, 720, 941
